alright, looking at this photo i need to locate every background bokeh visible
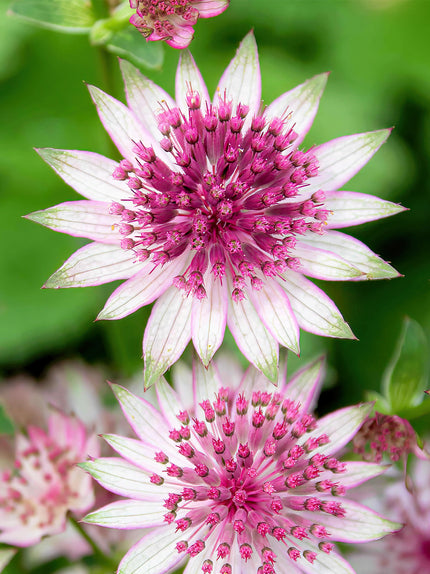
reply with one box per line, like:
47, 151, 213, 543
1, 0, 429, 417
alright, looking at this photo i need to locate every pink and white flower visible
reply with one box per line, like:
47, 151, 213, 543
129, 0, 229, 48
0, 409, 98, 547
81, 358, 400, 574
27, 33, 405, 387
349, 458, 430, 573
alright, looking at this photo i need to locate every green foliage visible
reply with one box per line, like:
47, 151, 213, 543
382, 317, 429, 416
0, 404, 14, 434
9, 0, 96, 32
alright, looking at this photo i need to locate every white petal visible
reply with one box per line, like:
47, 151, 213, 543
325, 190, 406, 228
102, 434, 168, 474
143, 287, 193, 389
248, 279, 300, 353
118, 526, 185, 574
337, 461, 389, 488
214, 31, 261, 120
307, 497, 401, 543
84, 499, 165, 529
308, 129, 391, 193
265, 73, 329, 146
271, 537, 355, 574
25, 200, 117, 243
80, 458, 167, 501
176, 50, 210, 113
227, 281, 279, 382
191, 274, 228, 366
98, 253, 188, 320
111, 384, 173, 452
278, 270, 354, 339
284, 356, 326, 413
156, 377, 186, 430
88, 85, 158, 163
36, 148, 132, 202
192, 359, 222, 406
120, 59, 176, 145
292, 241, 364, 280
303, 403, 373, 456
44, 242, 137, 288
172, 361, 194, 411
300, 231, 400, 280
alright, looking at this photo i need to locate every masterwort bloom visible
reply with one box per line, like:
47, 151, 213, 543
352, 412, 428, 465
129, 0, 229, 48
349, 457, 430, 573
27, 33, 405, 387
0, 410, 98, 547
82, 358, 400, 574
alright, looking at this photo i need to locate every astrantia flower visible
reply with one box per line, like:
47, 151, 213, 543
352, 412, 428, 464
0, 410, 98, 547
27, 33, 405, 387
349, 458, 430, 573
81, 358, 400, 574
129, 0, 229, 48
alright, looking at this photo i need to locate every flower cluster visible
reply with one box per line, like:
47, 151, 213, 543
27, 33, 404, 388
82, 358, 400, 574
129, 0, 230, 48
0, 410, 98, 547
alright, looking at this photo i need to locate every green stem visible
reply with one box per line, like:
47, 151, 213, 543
68, 515, 116, 569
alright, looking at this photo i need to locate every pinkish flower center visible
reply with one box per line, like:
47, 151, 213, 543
111, 90, 328, 300
150, 388, 347, 572
352, 413, 417, 463
0, 432, 82, 530
130, 0, 199, 39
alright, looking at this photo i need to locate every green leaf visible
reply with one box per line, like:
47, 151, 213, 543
9, 0, 96, 33
0, 404, 15, 435
0, 548, 17, 573
382, 317, 429, 413
106, 26, 164, 71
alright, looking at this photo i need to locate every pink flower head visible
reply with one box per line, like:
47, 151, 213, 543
349, 458, 430, 573
352, 412, 428, 464
0, 410, 98, 547
28, 33, 405, 387
129, 0, 229, 48
82, 358, 400, 574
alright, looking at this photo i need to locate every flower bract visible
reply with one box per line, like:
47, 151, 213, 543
82, 357, 400, 574
27, 33, 405, 387
129, 0, 230, 48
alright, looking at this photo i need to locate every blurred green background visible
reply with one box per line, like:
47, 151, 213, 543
1, 0, 429, 416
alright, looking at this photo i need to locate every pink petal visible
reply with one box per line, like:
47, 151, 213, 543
88, 85, 164, 163
325, 190, 406, 228
118, 526, 185, 574
304, 403, 373, 457
176, 50, 210, 114
25, 200, 117, 243
292, 240, 364, 280
36, 148, 132, 202
300, 231, 400, 280
227, 280, 279, 382
284, 356, 326, 413
195, 0, 229, 18
84, 499, 165, 530
265, 73, 329, 147
248, 279, 300, 354
278, 270, 354, 339
143, 287, 193, 389
44, 242, 137, 288
214, 31, 261, 121
191, 274, 228, 366
307, 129, 392, 194
120, 59, 176, 149
97, 252, 189, 320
